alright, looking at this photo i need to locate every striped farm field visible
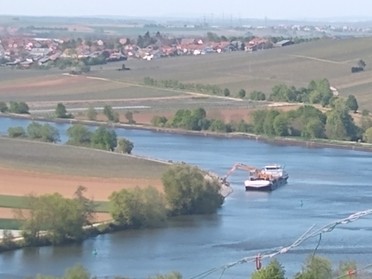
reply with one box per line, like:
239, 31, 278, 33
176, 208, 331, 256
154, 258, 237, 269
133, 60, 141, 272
0, 137, 169, 201
1, 37, 372, 113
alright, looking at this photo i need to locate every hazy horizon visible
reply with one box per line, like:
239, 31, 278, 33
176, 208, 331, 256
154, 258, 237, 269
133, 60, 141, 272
1, 0, 372, 21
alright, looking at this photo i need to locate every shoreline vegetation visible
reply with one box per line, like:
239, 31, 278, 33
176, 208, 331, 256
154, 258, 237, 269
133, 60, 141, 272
1, 112, 372, 153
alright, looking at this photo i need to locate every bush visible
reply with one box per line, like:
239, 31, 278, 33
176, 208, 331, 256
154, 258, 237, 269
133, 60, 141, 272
238, 89, 246, 98
103, 105, 115, 122
18, 190, 94, 245
151, 116, 168, 127
55, 103, 72, 118
295, 255, 332, 279
223, 88, 230, 96
67, 124, 92, 146
251, 259, 285, 279
27, 122, 60, 143
125, 111, 135, 124
8, 126, 26, 138
0, 230, 16, 250
86, 106, 97, 121
0, 101, 8, 113
109, 187, 167, 228
91, 126, 117, 151
9, 101, 29, 114
116, 138, 134, 154
162, 164, 224, 215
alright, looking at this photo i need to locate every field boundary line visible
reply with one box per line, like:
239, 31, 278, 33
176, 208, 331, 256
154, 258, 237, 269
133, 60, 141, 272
289, 54, 347, 65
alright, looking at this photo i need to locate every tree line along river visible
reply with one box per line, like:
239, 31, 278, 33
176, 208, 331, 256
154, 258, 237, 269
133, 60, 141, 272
0, 116, 372, 279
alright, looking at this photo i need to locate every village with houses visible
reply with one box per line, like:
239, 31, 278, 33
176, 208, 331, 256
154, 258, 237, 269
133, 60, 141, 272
0, 33, 294, 70
0, 17, 370, 70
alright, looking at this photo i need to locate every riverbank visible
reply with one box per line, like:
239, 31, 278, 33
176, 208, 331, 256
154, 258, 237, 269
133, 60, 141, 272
2, 113, 371, 153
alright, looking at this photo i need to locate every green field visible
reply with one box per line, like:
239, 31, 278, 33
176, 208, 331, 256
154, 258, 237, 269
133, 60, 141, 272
0, 195, 26, 209
0, 194, 108, 211
0, 219, 22, 230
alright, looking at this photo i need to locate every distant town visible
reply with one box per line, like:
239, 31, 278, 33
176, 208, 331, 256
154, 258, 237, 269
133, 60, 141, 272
1, 15, 372, 70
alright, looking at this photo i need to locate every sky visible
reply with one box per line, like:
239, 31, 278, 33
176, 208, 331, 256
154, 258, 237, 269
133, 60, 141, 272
1, 0, 372, 20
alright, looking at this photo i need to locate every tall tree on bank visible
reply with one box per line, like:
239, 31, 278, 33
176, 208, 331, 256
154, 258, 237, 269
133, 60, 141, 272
345, 95, 359, 113
325, 99, 359, 141
55, 103, 72, 118
91, 126, 117, 151
17, 189, 95, 245
162, 164, 224, 215
67, 124, 92, 146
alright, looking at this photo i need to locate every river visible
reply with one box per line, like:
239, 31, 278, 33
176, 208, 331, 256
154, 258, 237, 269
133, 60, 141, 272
0, 117, 371, 278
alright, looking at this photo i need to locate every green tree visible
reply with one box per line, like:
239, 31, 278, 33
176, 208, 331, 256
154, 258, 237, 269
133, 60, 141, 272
151, 115, 168, 127
109, 187, 166, 228
103, 105, 115, 122
63, 264, 90, 279
295, 256, 332, 279
18, 101, 30, 114
250, 91, 266, 101
55, 103, 71, 118
363, 127, 372, 143
191, 108, 208, 130
116, 138, 134, 154
223, 88, 230, 96
273, 114, 289, 136
125, 111, 135, 124
251, 259, 285, 279
113, 111, 120, 123
162, 164, 224, 215
9, 101, 29, 114
0, 101, 8, 113
357, 59, 366, 69
307, 79, 333, 106
27, 122, 60, 143
270, 84, 295, 102
208, 119, 227, 132
238, 89, 246, 98
86, 106, 97, 121
171, 109, 206, 130
302, 118, 325, 139
19, 190, 94, 245
73, 186, 96, 228
325, 99, 358, 140
345, 95, 358, 113
8, 126, 26, 138
252, 110, 267, 134
67, 124, 92, 146
287, 105, 326, 138
263, 110, 280, 136
91, 126, 117, 151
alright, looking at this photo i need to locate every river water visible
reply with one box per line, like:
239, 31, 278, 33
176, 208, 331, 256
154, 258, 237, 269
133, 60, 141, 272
0, 117, 372, 278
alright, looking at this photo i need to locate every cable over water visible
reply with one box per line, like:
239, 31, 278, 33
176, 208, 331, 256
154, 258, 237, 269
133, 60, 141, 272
190, 209, 372, 279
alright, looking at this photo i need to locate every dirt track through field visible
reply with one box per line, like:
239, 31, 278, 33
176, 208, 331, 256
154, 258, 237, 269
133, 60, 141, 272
289, 54, 347, 64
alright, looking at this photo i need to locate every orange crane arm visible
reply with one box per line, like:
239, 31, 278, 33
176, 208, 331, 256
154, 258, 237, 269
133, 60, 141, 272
222, 163, 258, 182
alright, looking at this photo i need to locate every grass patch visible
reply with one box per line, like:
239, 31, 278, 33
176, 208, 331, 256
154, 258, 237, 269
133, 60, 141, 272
0, 219, 22, 230
0, 195, 109, 213
0, 195, 26, 209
